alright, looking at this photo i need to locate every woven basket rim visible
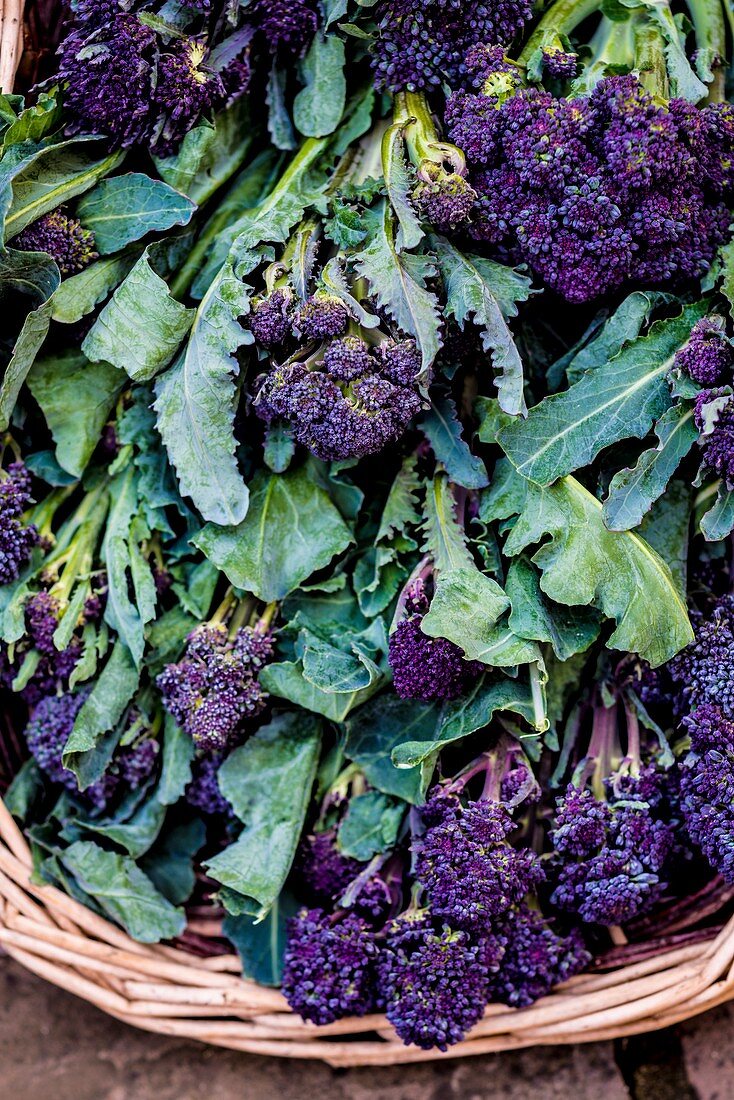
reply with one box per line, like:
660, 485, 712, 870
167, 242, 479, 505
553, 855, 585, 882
1, 794, 733, 1065
1, 0, 734, 1066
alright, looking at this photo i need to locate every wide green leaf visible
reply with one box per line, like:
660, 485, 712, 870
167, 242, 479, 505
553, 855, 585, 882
60, 840, 185, 942
27, 351, 125, 477
83, 247, 194, 381
76, 173, 195, 254
337, 791, 405, 861
195, 465, 353, 601
293, 33, 347, 138
50, 248, 141, 324
498, 303, 707, 485
0, 248, 60, 429
506, 557, 601, 660
420, 566, 511, 663
205, 712, 321, 918
62, 641, 140, 783
603, 402, 698, 531
497, 473, 693, 666
223, 891, 298, 986
343, 693, 435, 803
420, 394, 489, 489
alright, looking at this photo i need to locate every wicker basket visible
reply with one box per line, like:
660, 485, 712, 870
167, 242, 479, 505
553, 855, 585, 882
2, 3, 734, 1067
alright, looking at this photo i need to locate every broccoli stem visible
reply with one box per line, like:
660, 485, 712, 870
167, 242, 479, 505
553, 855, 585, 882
393, 91, 467, 177
519, 0, 607, 67
685, 0, 727, 100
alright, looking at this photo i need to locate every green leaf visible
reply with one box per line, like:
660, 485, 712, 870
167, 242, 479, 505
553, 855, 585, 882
499, 473, 693, 666
420, 395, 489, 489
101, 469, 156, 667
5, 758, 44, 820
141, 819, 206, 905
392, 676, 541, 768
382, 122, 423, 252
154, 239, 253, 525
337, 791, 405, 861
343, 693, 435, 803
62, 641, 140, 782
223, 891, 298, 986
158, 712, 195, 805
634, 0, 707, 100
603, 402, 698, 531
78, 795, 167, 859
50, 248, 141, 324
506, 557, 601, 660
354, 200, 442, 373
563, 291, 661, 385
638, 478, 690, 599
429, 235, 530, 416
721, 237, 734, 322
420, 566, 511, 663
0, 249, 60, 429
76, 173, 195, 254
700, 482, 734, 541
261, 658, 382, 721
153, 98, 254, 206
195, 466, 353, 601
83, 247, 195, 381
4, 144, 122, 239
293, 34, 347, 138
59, 840, 185, 942
421, 471, 474, 572
205, 712, 321, 918
498, 303, 707, 485
27, 351, 125, 477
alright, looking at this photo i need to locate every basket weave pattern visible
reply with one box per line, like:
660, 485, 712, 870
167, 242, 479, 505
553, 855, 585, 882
1, 6, 734, 1066
0, 798, 733, 1065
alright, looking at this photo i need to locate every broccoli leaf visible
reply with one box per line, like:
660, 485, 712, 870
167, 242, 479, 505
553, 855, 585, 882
429, 234, 530, 416
293, 34, 347, 138
506, 556, 601, 660
27, 350, 125, 477
492, 471, 693, 666
382, 121, 424, 252
420, 567, 512, 663
343, 694, 436, 803
83, 246, 195, 381
75, 173, 195, 254
195, 465, 353, 601
205, 712, 321, 918
153, 98, 254, 206
354, 200, 442, 373
60, 840, 185, 942
0, 248, 60, 429
699, 482, 734, 541
498, 301, 707, 485
603, 402, 698, 531
337, 791, 405, 861
420, 394, 489, 489
223, 891, 298, 986
50, 247, 141, 324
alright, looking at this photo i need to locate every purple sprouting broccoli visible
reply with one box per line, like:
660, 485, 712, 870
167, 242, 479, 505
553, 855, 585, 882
445, 72, 733, 302
487, 904, 589, 1007
674, 317, 733, 387
151, 40, 226, 157
377, 910, 502, 1049
540, 46, 578, 79
668, 595, 734, 718
0, 462, 39, 586
388, 577, 483, 702
371, 0, 531, 94
282, 908, 379, 1025
253, 0, 318, 56
549, 694, 676, 926
247, 288, 296, 348
0, 591, 83, 705
694, 389, 734, 486
415, 785, 544, 934
394, 90, 476, 232
677, 704, 734, 883
254, 333, 425, 463
12, 211, 98, 276
157, 622, 273, 751
185, 752, 234, 817
293, 293, 350, 341
294, 829, 392, 921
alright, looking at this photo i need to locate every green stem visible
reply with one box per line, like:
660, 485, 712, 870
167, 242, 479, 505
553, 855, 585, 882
519, 0, 605, 66
393, 91, 466, 174
685, 0, 727, 101
634, 19, 670, 98
50, 491, 109, 608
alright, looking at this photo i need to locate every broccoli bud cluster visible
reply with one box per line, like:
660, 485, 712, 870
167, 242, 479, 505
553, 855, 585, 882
13, 211, 98, 276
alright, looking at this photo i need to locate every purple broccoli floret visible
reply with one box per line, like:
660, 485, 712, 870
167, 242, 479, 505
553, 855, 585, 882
253, 0, 318, 56
669, 595, 734, 717
488, 904, 589, 1007
388, 579, 483, 702
371, 0, 531, 93
294, 829, 392, 921
550, 780, 674, 925
412, 164, 476, 231
293, 293, 350, 341
247, 289, 296, 348
0, 462, 39, 586
446, 74, 732, 302
415, 789, 544, 933
282, 908, 379, 1025
185, 752, 234, 816
157, 624, 273, 752
678, 704, 734, 883
674, 317, 733, 386
377, 911, 501, 1049
541, 47, 578, 79
12, 211, 98, 276
24, 691, 88, 790
151, 40, 225, 156
694, 389, 734, 485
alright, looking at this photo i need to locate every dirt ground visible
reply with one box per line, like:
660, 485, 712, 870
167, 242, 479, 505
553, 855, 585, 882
0, 955, 731, 1100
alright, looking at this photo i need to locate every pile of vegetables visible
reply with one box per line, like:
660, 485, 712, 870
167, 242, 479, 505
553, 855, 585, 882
1, 0, 734, 1053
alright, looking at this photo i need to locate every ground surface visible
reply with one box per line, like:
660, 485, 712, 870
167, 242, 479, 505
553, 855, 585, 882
0, 955, 731, 1100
